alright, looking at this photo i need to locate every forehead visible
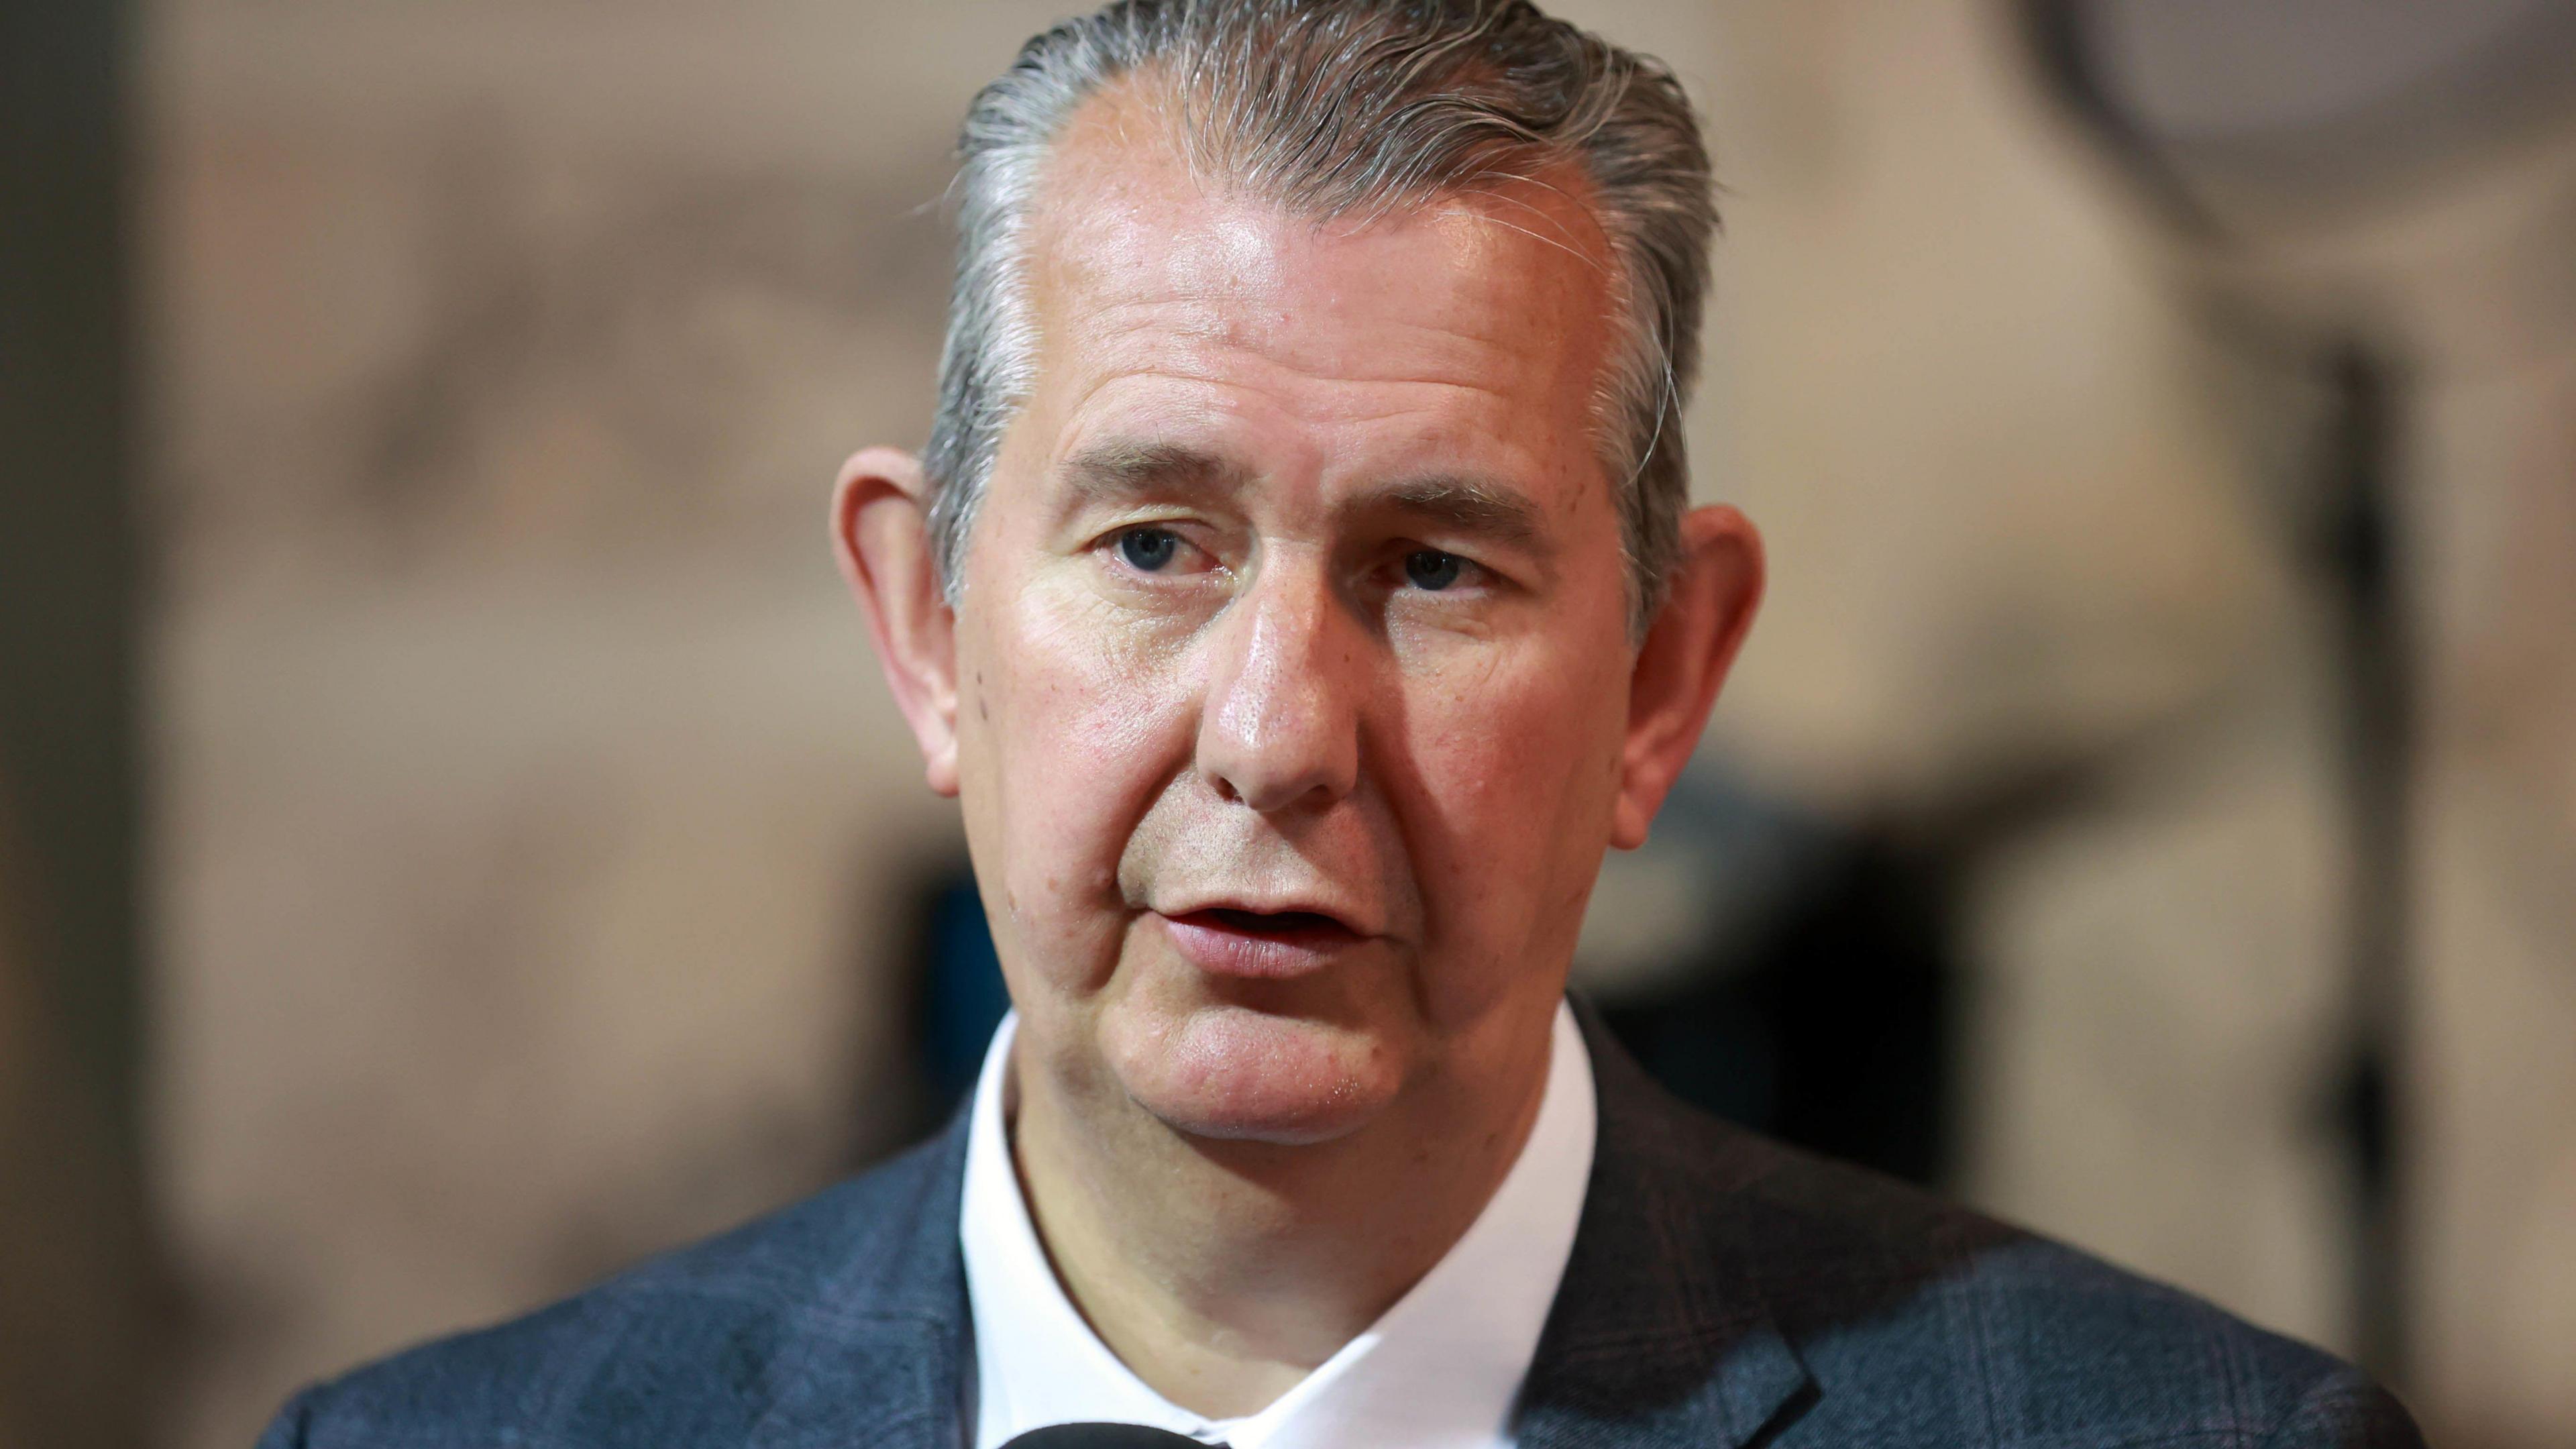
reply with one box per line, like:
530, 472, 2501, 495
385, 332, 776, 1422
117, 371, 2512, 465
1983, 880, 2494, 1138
1011, 82, 1625, 487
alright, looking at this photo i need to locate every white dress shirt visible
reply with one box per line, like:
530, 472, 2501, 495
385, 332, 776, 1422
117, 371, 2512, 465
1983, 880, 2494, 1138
960, 1002, 1597, 1449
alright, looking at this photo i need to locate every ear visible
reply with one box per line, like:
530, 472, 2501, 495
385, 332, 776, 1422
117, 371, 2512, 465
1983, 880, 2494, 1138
832, 447, 962, 796
1611, 505, 1765, 849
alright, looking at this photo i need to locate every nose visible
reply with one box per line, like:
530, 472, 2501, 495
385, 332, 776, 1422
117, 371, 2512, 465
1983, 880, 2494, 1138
1195, 560, 1363, 814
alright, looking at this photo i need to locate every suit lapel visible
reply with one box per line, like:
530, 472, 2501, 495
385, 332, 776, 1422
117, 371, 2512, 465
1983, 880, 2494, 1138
743, 1106, 977, 1449
1517, 1007, 1816, 1449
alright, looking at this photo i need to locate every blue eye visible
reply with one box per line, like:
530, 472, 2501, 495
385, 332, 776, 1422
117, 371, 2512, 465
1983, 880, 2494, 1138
1119, 527, 1180, 572
1403, 549, 1464, 591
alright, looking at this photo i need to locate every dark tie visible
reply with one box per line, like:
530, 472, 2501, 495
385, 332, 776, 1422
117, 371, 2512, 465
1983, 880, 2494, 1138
1000, 1427, 1215, 1448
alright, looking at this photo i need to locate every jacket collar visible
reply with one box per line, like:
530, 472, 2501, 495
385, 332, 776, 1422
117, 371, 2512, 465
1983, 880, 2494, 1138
1515, 1002, 1816, 1448
744, 1104, 977, 1449
751, 1000, 1816, 1449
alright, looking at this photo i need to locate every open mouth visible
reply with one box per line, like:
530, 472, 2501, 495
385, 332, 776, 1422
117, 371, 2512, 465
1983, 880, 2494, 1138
1189, 908, 1352, 940
1160, 907, 1364, 977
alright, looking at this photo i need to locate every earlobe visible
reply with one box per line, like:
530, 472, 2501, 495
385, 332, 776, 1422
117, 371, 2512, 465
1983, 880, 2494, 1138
1611, 505, 1765, 849
831, 447, 964, 798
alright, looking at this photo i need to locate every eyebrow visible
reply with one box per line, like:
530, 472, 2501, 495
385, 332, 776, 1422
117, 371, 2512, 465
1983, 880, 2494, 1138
1372, 474, 1545, 548
1059, 442, 1256, 503
1057, 441, 1547, 549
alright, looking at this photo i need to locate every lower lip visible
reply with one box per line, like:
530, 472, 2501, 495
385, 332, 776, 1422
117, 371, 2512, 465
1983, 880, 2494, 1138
1157, 910, 1366, 979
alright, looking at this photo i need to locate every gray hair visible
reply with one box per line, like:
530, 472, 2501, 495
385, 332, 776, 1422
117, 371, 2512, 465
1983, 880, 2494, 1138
922, 0, 1717, 632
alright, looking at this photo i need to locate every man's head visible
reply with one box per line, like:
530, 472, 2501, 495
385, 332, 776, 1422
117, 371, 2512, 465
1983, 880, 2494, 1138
838, 0, 1762, 1153
936, 0, 1723, 634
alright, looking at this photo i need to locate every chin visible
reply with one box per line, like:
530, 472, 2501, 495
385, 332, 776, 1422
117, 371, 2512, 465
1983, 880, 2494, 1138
1101, 1000, 1407, 1146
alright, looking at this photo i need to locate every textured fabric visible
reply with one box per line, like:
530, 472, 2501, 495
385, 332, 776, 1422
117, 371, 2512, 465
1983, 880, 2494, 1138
963, 1004, 1596, 1449
258, 1002, 2426, 1449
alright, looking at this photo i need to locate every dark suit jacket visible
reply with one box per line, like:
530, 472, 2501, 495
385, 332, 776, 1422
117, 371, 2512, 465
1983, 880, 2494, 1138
259, 1009, 2423, 1448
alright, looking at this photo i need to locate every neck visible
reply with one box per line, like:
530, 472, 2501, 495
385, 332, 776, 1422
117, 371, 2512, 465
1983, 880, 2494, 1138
1008, 1016, 1554, 1419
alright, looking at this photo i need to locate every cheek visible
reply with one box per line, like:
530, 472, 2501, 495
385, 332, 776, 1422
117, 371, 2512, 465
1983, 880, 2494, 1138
1393, 640, 1629, 964
956, 579, 1193, 985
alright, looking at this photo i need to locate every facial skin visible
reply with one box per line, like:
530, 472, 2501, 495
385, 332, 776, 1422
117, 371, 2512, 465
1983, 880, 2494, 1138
837, 83, 1760, 1411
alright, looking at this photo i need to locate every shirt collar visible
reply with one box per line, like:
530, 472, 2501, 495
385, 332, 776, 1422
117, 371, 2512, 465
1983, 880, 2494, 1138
960, 1002, 1597, 1449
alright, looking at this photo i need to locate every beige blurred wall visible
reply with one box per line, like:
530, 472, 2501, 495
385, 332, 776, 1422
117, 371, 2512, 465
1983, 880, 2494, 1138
142, 3, 2576, 1448
1684, 0, 2359, 1363
2409, 342, 2576, 1448
1684, 9, 2576, 1446
142, 4, 1055, 1441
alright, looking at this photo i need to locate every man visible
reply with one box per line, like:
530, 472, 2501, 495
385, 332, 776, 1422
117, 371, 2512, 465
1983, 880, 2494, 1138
261, 3, 2422, 1446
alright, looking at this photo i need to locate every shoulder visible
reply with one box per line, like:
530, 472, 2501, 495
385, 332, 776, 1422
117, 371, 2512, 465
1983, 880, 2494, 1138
1721, 1127, 2422, 1448
1567, 1018, 2423, 1449
258, 1128, 968, 1449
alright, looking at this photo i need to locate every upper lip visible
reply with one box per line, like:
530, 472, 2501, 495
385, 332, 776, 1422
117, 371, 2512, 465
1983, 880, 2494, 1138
1152, 896, 1377, 937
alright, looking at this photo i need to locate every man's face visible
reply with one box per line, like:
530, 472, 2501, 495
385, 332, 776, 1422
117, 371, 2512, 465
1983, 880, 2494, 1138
952, 102, 1646, 1147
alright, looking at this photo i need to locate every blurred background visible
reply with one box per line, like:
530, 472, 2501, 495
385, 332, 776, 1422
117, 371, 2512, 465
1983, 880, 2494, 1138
4, 1, 2573, 1445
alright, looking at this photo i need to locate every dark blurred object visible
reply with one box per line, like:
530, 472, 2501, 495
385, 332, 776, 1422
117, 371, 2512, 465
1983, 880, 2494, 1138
1595, 813, 1956, 1189
2, 0, 173, 1440
1581, 758, 2150, 1197
2021, 0, 2576, 240
916, 875, 1012, 1116
1, 0, 144, 1134
2018, 0, 2576, 370
1000, 1427, 1204, 1448
0, 826, 169, 1446
2014, 0, 2576, 1385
